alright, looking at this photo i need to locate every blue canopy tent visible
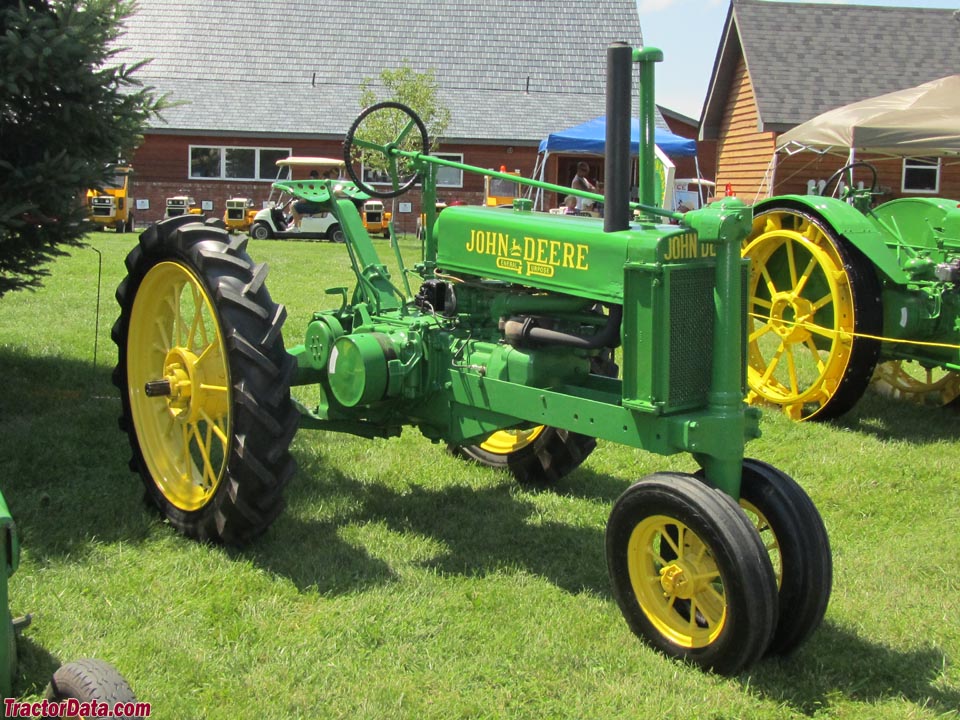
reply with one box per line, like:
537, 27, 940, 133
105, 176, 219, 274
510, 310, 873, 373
537, 116, 697, 157
533, 116, 700, 210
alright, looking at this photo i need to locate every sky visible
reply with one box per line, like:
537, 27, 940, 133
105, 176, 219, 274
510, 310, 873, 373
637, 0, 960, 120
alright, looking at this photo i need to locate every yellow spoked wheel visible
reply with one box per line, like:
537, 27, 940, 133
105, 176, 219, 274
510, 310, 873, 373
699, 460, 833, 656
627, 515, 727, 649
871, 360, 960, 407
606, 473, 778, 675
127, 261, 229, 511
479, 426, 546, 454
743, 206, 881, 420
114, 217, 297, 544
452, 425, 595, 484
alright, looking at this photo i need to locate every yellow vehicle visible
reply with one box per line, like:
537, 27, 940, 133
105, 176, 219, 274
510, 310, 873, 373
223, 197, 257, 233
86, 166, 135, 232
484, 165, 521, 206
360, 199, 392, 238
165, 196, 201, 218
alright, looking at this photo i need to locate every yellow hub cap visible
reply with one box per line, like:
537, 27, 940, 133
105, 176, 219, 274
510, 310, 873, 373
479, 425, 545, 454
127, 262, 231, 511
627, 515, 726, 648
744, 212, 856, 420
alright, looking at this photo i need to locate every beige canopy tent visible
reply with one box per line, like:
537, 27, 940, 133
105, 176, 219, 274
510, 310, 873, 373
777, 75, 960, 157
759, 75, 960, 199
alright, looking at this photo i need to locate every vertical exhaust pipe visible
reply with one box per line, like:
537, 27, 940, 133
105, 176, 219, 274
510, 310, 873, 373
604, 42, 633, 233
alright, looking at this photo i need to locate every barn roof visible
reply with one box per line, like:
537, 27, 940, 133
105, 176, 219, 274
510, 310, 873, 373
702, 0, 960, 137
114, 0, 651, 145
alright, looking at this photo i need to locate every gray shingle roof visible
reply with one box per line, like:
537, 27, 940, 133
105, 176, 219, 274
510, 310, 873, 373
115, 0, 649, 143
703, 0, 960, 135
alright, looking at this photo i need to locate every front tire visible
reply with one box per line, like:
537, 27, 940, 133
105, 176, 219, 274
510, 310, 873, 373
45, 659, 136, 713
699, 459, 832, 656
250, 221, 272, 240
327, 224, 345, 242
606, 473, 778, 675
112, 216, 298, 544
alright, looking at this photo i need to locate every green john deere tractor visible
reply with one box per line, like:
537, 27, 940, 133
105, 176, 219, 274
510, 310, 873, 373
111, 44, 832, 675
743, 162, 960, 420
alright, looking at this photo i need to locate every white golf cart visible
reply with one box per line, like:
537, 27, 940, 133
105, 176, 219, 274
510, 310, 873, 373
249, 157, 346, 241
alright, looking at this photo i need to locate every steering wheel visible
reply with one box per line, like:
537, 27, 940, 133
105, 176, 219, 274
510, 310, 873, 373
821, 161, 879, 199
343, 102, 429, 198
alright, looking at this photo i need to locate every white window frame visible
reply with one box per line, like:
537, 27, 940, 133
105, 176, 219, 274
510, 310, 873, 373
901, 156, 941, 194
188, 146, 293, 181
435, 153, 463, 188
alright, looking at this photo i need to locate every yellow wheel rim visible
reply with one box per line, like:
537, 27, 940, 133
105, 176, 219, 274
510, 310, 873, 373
626, 515, 727, 648
744, 211, 856, 420
478, 426, 546, 455
871, 360, 960, 407
739, 499, 782, 589
127, 261, 231, 511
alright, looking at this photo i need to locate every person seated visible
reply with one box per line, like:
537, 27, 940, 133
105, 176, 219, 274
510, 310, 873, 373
290, 170, 322, 230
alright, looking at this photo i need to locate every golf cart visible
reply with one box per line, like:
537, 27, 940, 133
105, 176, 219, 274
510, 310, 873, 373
249, 157, 346, 241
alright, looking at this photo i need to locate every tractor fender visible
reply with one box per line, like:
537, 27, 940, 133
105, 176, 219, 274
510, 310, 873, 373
754, 195, 909, 285
870, 197, 960, 252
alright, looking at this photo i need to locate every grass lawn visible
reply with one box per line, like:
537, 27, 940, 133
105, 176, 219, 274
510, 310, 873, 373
0, 229, 958, 719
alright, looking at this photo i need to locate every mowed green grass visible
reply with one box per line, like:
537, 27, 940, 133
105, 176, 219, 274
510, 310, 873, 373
0, 229, 958, 719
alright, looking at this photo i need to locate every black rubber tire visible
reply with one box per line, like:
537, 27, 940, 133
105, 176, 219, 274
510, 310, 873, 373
44, 658, 136, 714
112, 215, 298, 544
250, 221, 271, 240
326, 224, 345, 242
452, 427, 597, 485
737, 459, 832, 656
746, 204, 882, 420
696, 460, 832, 655
606, 473, 778, 675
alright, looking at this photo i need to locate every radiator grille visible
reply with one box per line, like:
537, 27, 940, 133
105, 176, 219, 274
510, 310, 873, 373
668, 266, 715, 409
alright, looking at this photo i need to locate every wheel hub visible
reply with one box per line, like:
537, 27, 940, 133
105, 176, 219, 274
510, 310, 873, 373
659, 561, 700, 600
147, 347, 225, 424
769, 293, 814, 343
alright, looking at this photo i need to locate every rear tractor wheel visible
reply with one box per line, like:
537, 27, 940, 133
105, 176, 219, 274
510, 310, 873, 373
871, 360, 960, 407
452, 426, 597, 484
743, 205, 881, 420
112, 216, 298, 544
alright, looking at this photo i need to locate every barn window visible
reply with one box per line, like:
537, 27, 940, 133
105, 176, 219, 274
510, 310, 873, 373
189, 146, 292, 180
435, 153, 464, 188
902, 157, 941, 193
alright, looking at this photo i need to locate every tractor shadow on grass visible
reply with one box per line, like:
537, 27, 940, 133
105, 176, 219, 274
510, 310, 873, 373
834, 389, 960, 444
747, 622, 960, 716
0, 351, 157, 563
248, 458, 610, 598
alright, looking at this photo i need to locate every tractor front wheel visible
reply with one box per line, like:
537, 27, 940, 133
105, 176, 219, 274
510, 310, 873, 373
699, 459, 832, 656
743, 205, 882, 420
112, 216, 298, 544
605, 473, 778, 675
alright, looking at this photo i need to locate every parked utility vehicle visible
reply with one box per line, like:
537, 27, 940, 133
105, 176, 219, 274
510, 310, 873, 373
223, 197, 257, 233
164, 196, 200, 219
86, 166, 134, 232
249, 157, 346, 241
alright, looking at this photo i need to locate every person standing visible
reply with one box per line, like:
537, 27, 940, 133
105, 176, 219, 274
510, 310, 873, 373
570, 161, 597, 211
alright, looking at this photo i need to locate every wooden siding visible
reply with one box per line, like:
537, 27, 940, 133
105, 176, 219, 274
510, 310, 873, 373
773, 152, 960, 202
714, 57, 776, 202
